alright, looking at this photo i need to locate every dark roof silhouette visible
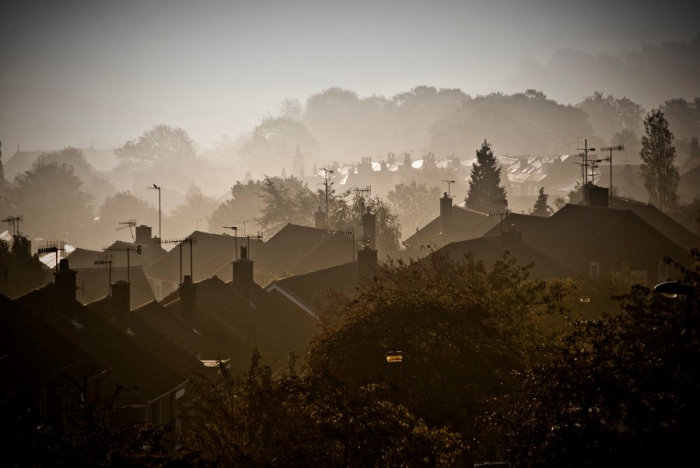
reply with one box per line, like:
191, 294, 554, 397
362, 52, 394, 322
609, 196, 699, 251
403, 205, 499, 249
434, 233, 574, 279
481, 212, 550, 240
252, 224, 362, 284
161, 276, 319, 371
12, 283, 187, 403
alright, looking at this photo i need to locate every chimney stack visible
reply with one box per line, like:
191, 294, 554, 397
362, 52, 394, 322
357, 245, 378, 281
111, 280, 130, 330
54, 259, 77, 319
232, 245, 254, 298
180, 275, 196, 327
135, 224, 152, 244
440, 192, 453, 234
362, 206, 376, 250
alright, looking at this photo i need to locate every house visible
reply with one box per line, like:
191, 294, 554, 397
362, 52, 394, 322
402, 193, 499, 254
3, 260, 189, 427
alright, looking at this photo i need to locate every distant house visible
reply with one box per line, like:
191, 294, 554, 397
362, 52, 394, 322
402, 193, 499, 254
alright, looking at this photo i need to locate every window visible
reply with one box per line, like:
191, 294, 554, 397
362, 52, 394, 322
658, 261, 668, 280
630, 270, 647, 286
589, 262, 600, 278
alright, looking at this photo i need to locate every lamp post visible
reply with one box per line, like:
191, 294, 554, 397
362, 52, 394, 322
654, 280, 695, 343
149, 184, 161, 239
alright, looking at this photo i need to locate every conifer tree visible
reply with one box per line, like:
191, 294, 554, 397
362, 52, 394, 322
465, 140, 507, 213
640, 109, 679, 212
532, 187, 552, 217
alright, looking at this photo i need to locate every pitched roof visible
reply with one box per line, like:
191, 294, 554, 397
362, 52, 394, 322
252, 224, 361, 283
481, 212, 550, 240
163, 276, 319, 370
12, 284, 187, 402
403, 205, 499, 250
525, 204, 692, 270
609, 196, 699, 251
85, 295, 204, 379
434, 233, 574, 279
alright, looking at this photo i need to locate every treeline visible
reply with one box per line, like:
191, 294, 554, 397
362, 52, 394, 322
228, 87, 700, 176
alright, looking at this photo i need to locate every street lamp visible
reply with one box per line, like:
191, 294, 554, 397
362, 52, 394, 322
149, 184, 161, 239
654, 280, 695, 343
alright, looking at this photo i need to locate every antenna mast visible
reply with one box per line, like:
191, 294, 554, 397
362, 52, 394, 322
38, 241, 66, 272
156, 237, 196, 283
442, 180, 456, 197
103, 244, 142, 285
116, 219, 137, 242
599, 145, 624, 206
2, 215, 24, 236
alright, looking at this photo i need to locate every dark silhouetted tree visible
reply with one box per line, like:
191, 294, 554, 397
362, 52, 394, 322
640, 109, 679, 212
4, 162, 94, 244
208, 180, 265, 236
387, 180, 441, 232
465, 140, 507, 213
115, 124, 197, 170
531, 187, 552, 217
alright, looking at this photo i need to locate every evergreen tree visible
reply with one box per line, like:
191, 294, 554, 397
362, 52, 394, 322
640, 109, 679, 212
465, 140, 507, 213
532, 187, 552, 217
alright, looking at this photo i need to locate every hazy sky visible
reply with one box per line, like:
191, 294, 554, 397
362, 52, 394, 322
1, 0, 699, 154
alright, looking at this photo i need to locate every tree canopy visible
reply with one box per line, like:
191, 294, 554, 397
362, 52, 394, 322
531, 187, 552, 217
115, 124, 198, 170
465, 140, 507, 213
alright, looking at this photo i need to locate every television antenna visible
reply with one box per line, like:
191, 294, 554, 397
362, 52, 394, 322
357, 185, 372, 199
245, 234, 263, 255
574, 139, 596, 206
94, 253, 114, 297
223, 226, 239, 259
2, 215, 23, 236
319, 168, 335, 216
156, 237, 196, 284
116, 219, 137, 242
599, 145, 624, 206
442, 180, 456, 197
38, 241, 66, 272
234, 219, 250, 237
489, 198, 510, 235
103, 244, 141, 285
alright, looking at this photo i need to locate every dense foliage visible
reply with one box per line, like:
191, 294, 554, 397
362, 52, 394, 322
640, 109, 679, 212
465, 140, 508, 213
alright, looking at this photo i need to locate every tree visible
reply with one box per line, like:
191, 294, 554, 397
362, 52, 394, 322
504, 249, 700, 466
257, 176, 317, 237
0, 235, 46, 298
3, 162, 94, 245
577, 92, 644, 144
531, 187, 553, 217
182, 351, 463, 466
91, 191, 157, 248
208, 180, 266, 236
640, 109, 679, 212
305, 251, 572, 464
465, 140, 507, 213
387, 180, 441, 232
166, 184, 219, 238
115, 124, 198, 170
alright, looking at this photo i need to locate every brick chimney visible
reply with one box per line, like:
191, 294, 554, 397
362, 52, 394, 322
232, 245, 254, 298
314, 206, 327, 229
111, 280, 130, 330
362, 206, 376, 250
180, 275, 196, 327
357, 245, 378, 281
440, 192, 453, 234
54, 259, 76, 319
587, 184, 609, 208
135, 225, 152, 244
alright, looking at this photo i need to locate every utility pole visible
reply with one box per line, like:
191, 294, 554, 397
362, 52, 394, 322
321, 168, 334, 218
223, 226, 238, 259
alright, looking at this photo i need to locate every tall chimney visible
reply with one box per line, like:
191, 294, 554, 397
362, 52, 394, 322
357, 245, 378, 282
232, 245, 254, 298
440, 192, 453, 234
180, 275, 196, 327
362, 206, 376, 250
54, 259, 77, 319
111, 280, 130, 330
